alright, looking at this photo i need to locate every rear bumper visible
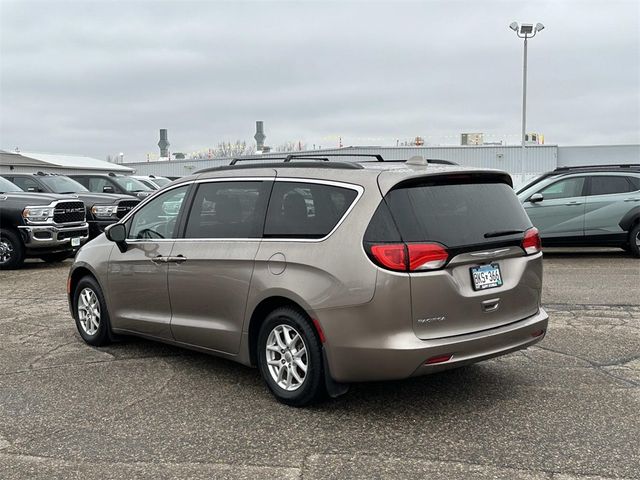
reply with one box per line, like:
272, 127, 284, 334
323, 308, 548, 382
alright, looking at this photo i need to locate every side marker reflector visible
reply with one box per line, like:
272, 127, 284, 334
425, 354, 453, 365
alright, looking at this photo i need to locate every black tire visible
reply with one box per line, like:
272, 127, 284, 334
0, 229, 25, 270
257, 307, 325, 407
39, 252, 72, 263
629, 223, 640, 258
73, 276, 112, 346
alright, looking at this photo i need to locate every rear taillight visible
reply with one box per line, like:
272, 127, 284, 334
370, 244, 406, 271
369, 243, 449, 272
408, 243, 449, 270
522, 227, 542, 255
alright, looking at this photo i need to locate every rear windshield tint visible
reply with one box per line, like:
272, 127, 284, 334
383, 180, 531, 248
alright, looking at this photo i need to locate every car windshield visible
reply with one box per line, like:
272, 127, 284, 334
39, 175, 88, 194
0, 176, 24, 193
112, 176, 153, 192
152, 177, 171, 187
515, 173, 548, 195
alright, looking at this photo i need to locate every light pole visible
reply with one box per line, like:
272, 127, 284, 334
509, 22, 545, 148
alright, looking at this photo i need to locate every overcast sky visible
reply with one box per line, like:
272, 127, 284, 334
1, 0, 638, 161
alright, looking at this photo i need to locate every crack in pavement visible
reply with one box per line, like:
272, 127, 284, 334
533, 345, 640, 388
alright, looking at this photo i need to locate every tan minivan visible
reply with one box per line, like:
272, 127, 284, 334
68, 156, 548, 406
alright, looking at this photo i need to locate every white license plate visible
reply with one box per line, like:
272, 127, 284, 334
71, 237, 81, 247
470, 263, 503, 291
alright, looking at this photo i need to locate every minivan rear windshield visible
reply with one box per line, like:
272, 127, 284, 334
384, 179, 532, 248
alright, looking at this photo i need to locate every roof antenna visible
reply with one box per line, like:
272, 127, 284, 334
406, 155, 427, 166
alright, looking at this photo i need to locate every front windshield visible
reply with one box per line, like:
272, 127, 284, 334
152, 177, 171, 187
0, 176, 23, 193
39, 175, 88, 194
112, 176, 153, 192
515, 174, 546, 196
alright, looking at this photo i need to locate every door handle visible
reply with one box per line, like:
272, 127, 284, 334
151, 255, 167, 264
168, 255, 187, 264
565, 201, 583, 205
624, 198, 640, 202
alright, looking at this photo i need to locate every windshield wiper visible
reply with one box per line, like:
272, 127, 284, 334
484, 229, 525, 239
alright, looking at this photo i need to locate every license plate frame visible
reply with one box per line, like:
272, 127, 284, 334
470, 263, 503, 291
71, 237, 81, 247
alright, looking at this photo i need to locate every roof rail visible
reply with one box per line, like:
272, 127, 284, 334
195, 161, 364, 174
284, 153, 385, 162
219, 153, 457, 172
553, 164, 640, 172
229, 156, 286, 165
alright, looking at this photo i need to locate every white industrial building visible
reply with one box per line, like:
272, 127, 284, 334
2, 144, 637, 188
0, 150, 134, 175
122, 144, 640, 187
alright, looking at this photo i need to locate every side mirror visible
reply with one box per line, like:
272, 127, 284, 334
103, 185, 115, 193
529, 193, 544, 203
105, 223, 127, 251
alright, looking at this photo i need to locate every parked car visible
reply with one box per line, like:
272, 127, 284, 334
69, 173, 154, 200
2, 173, 140, 239
0, 176, 89, 269
132, 175, 172, 190
68, 156, 548, 406
516, 164, 640, 257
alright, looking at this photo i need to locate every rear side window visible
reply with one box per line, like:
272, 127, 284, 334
588, 176, 632, 196
184, 181, 269, 239
264, 181, 358, 238
383, 180, 531, 248
628, 176, 640, 191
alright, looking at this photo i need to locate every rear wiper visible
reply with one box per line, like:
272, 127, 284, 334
484, 229, 525, 238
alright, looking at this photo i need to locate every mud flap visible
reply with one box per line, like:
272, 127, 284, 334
322, 346, 349, 398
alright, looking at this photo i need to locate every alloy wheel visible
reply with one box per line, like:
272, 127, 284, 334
0, 238, 14, 265
77, 287, 100, 336
265, 324, 308, 391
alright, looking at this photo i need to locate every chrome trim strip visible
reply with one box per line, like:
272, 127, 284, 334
469, 249, 511, 257
122, 177, 365, 244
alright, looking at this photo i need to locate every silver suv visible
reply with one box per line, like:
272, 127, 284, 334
517, 165, 640, 257
68, 156, 549, 406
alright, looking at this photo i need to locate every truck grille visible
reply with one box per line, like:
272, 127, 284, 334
116, 199, 139, 219
53, 201, 86, 224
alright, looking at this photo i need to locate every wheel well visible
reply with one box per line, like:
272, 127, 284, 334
247, 296, 310, 367
68, 267, 96, 304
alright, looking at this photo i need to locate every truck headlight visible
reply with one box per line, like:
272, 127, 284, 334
22, 206, 54, 222
91, 205, 118, 219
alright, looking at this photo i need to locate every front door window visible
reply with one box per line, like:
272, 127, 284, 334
129, 186, 189, 240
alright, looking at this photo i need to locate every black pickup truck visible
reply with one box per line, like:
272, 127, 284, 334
0, 176, 89, 269
2, 173, 140, 239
